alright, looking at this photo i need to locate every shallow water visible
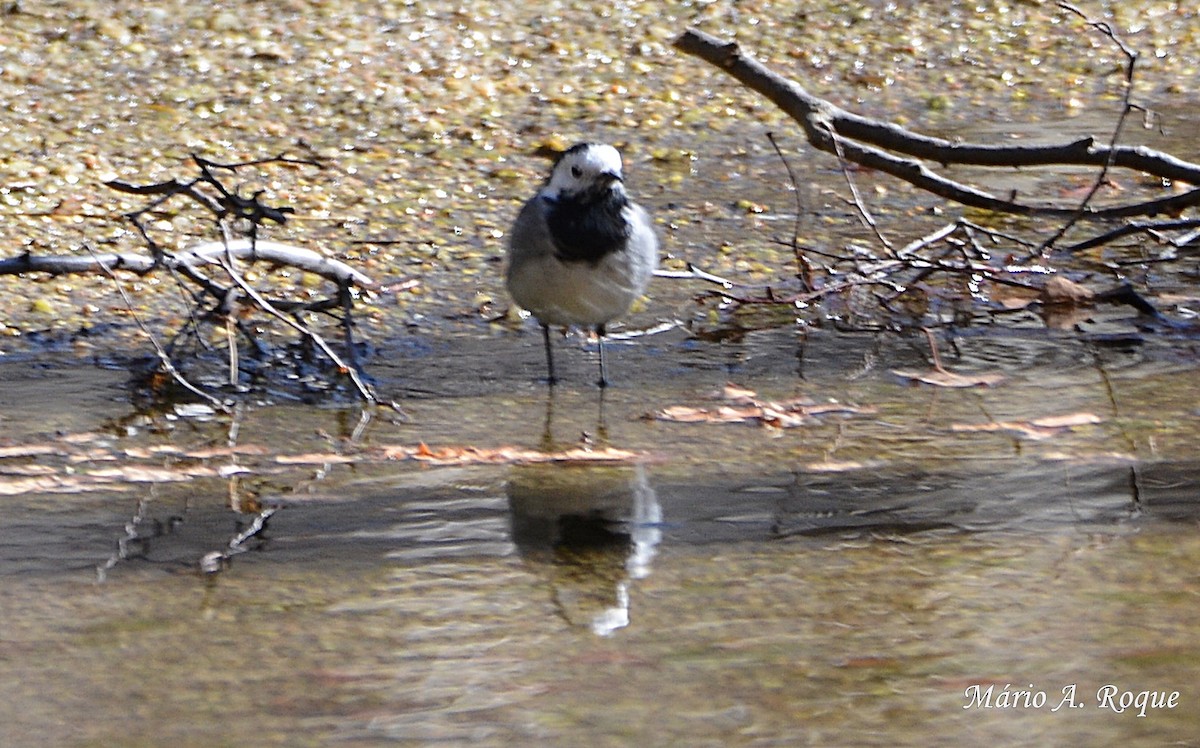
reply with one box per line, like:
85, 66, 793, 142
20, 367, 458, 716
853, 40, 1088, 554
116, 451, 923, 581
3, 1, 1200, 745
2, 320, 1199, 747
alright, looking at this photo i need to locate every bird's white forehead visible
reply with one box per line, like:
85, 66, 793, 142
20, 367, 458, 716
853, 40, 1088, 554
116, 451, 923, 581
557, 143, 623, 177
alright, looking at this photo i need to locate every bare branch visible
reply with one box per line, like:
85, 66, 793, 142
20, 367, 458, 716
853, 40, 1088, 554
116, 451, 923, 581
4, 153, 379, 404
671, 28, 1200, 219
0, 239, 374, 289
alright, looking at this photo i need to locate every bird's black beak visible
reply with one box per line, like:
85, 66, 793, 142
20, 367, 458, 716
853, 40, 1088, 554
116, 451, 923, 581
600, 171, 623, 185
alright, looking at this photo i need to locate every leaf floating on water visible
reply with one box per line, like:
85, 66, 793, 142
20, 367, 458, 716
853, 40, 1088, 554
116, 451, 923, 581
655, 382, 874, 428
0, 444, 59, 459
275, 452, 359, 465
1029, 412, 1103, 429
656, 404, 756, 424
0, 464, 58, 476
1041, 276, 1095, 306
184, 444, 271, 459
951, 412, 1102, 440
173, 403, 219, 420
719, 382, 758, 403
891, 368, 1006, 388
86, 465, 222, 482
804, 459, 873, 472
375, 444, 644, 466
0, 475, 134, 495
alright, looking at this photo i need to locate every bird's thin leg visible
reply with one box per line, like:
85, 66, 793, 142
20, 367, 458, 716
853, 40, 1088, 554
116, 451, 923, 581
541, 322, 557, 386
595, 323, 608, 388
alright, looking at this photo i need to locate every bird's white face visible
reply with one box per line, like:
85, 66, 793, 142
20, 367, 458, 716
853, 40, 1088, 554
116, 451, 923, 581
544, 143, 625, 199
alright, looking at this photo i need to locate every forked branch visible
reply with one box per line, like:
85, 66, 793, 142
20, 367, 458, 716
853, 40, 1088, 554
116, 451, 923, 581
672, 28, 1200, 221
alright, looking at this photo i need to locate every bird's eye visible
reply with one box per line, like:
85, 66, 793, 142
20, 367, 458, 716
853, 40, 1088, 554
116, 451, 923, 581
570, 166, 582, 178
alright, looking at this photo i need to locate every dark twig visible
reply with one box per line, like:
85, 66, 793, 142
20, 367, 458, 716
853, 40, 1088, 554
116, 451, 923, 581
765, 132, 817, 290
1039, 3, 1143, 253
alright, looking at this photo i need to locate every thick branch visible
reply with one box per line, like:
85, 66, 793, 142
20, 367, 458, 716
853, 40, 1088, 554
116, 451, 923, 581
672, 28, 1200, 219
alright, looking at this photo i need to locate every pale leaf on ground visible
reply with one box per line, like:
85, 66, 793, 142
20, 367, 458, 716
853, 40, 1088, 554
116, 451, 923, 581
275, 453, 359, 465
951, 412, 1102, 440
376, 443, 643, 467
656, 382, 874, 428
0, 444, 59, 458
892, 368, 1005, 388
0, 475, 133, 495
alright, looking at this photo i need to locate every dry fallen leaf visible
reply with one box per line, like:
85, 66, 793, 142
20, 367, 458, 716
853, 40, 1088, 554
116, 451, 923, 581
375, 443, 643, 466
803, 459, 874, 472
184, 445, 271, 459
1041, 276, 1095, 306
86, 465, 222, 482
655, 383, 874, 427
990, 283, 1041, 311
892, 368, 1005, 388
275, 453, 359, 465
0, 444, 59, 459
951, 412, 1102, 440
0, 464, 58, 476
0, 475, 133, 495
718, 382, 758, 403
1028, 412, 1103, 429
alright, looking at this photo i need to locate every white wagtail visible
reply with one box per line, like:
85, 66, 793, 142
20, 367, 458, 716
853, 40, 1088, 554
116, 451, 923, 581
506, 143, 658, 387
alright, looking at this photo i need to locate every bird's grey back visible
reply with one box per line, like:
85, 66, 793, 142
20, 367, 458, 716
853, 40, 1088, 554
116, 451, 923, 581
507, 197, 554, 278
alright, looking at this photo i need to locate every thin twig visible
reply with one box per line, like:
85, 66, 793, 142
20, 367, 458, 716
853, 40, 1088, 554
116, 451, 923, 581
766, 131, 816, 290
819, 119, 895, 255
84, 244, 230, 412
1041, 2, 1142, 253
654, 262, 735, 288
213, 230, 377, 403
922, 326, 947, 373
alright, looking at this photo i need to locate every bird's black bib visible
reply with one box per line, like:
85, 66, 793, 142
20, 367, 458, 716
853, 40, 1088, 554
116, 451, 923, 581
544, 189, 630, 264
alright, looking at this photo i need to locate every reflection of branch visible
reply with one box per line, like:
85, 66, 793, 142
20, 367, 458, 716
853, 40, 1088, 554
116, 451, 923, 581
672, 28, 1200, 219
86, 244, 229, 412
96, 496, 155, 583
200, 507, 277, 574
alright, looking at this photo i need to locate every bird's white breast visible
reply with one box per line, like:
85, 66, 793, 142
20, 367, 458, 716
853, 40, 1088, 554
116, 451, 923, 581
508, 205, 656, 328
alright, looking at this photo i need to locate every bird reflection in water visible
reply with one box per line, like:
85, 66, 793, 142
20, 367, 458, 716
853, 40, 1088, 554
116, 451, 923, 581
507, 461, 661, 636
